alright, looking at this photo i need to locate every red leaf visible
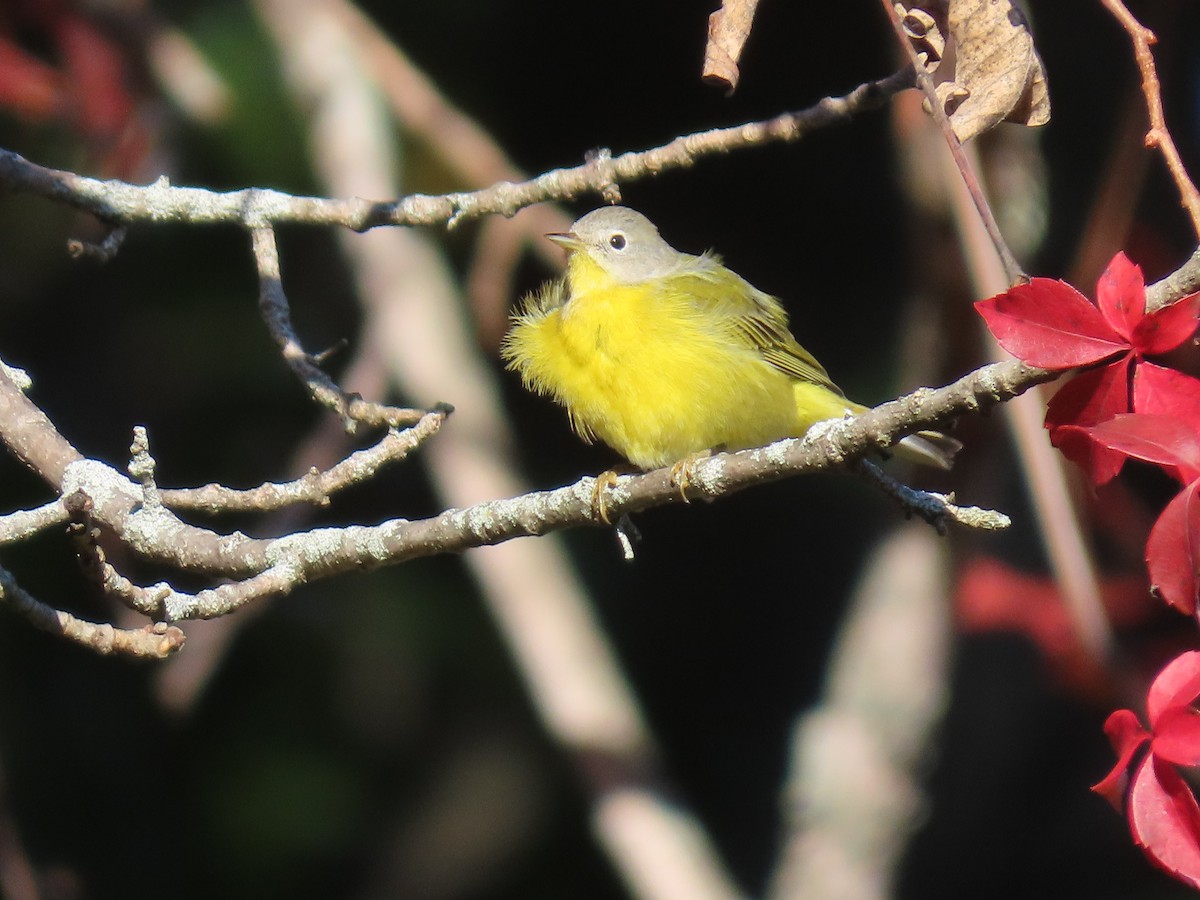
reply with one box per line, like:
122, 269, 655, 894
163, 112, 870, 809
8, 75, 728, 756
1135, 363, 1200, 436
1148, 651, 1200, 722
1071, 414, 1200, 483
1132, 292, 1200, 356
956, 558, 1152, 696
1153, 707, 1200, 766
1147, 482, 1200, 615
1128, 755, 1200, 889
1097, 252, 1147, 341
1045, 359, 1132, 484
54, 13, 133, 138
976, 278, 1129, 368
1093, 708, 1151, 807
0, 37, 64, 122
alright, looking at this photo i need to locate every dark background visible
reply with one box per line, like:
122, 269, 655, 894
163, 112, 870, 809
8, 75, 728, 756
1, 0, 1199, 897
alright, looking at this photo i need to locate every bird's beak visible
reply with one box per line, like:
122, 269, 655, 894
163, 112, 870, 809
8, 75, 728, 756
546, 231, 583, 251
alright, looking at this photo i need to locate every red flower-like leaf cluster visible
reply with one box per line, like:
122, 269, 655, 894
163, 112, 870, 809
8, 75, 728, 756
977, 253, 1200, 613
1092, 651, 1200, 888
978, 253, 1200, 485
977, 253, 1200, 890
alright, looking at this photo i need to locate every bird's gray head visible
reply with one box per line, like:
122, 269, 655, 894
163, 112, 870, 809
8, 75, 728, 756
549, 207, 688, 284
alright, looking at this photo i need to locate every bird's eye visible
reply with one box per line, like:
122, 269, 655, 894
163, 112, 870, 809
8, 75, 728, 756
609, 233, 627, 251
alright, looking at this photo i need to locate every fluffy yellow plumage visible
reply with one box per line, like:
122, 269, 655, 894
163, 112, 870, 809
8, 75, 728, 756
501, 207, 958, 471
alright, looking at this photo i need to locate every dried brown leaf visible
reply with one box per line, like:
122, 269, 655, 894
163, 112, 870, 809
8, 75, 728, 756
896, 1, 948, 71
702, 0, 762, 94
937, 0, 1051, 142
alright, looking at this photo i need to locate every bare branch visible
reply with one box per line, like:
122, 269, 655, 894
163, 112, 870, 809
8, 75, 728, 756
0, 69, 912, 233
857, 460, 1011, 534
160, 413, 445, 513
1100, 0, 1200, 240
5, 346, 1057, 627
0, 564, 184, 658
0, 500, 68, 544
881, 0, 1027, 285
1147, 245, 1200, 311
114, 358, 1051, 621
251, 225, 433, 428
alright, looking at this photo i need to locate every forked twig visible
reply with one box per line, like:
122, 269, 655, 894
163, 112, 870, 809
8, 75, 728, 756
1100, 0, 1200, 239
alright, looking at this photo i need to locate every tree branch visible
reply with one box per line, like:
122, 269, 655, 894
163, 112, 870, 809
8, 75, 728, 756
0, 563, 184, 658
1100, 0, 1200, 240
0, 69, 912, 234
251, 224, 436, 428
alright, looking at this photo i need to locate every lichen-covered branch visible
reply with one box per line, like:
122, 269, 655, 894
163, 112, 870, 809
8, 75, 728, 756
160, 415, 444, 513
0, 69, 911, 233
0, 564, 184, 658
251, 224, 435, 428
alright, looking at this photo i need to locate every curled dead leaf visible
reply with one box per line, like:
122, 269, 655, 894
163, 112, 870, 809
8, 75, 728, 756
938, 0, 1051, 142
896, 1, 948, 70
702, 0, 762, 94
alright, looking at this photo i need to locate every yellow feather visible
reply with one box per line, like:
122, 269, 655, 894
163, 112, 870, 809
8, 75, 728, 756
500, 208, 959, 471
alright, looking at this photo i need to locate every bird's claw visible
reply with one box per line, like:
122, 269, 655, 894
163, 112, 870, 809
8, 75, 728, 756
591, 470, 622, 524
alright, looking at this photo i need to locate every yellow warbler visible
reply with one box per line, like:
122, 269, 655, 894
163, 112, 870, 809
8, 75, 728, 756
501, 207, 959, 472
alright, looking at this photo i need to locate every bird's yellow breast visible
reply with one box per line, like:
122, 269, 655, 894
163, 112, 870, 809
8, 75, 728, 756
506, 254, 830, 469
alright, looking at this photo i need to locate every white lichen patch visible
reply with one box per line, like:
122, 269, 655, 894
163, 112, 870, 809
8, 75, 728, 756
61, 459, 140, 510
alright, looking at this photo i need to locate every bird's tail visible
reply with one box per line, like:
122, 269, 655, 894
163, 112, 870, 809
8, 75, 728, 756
840, 399, 961, 470
895, 430, 962, 470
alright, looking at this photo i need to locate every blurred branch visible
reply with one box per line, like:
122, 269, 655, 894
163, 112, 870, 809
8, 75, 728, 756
256, 1, 740, 897
949, 136, 1115, 664
0, 68, 911, 232
1099, 0, 1200, 240
324, 1, 574, 342
768, 525, 951, 900
0, 760, 39, 900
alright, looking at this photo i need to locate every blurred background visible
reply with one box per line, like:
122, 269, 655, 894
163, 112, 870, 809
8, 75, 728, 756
1, 0, 1199, 897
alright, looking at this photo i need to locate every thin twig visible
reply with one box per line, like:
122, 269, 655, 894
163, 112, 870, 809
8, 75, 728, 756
0, 69, 913, 233
879, 0, 1027, 286
160, 412, 446, 513
856, 460, 1011, 534
0, 564, 184, 658
1100, 0, 1200, 240
251, 224, 434, 428
949, 137, 1116, 666
0, 500, 69, 544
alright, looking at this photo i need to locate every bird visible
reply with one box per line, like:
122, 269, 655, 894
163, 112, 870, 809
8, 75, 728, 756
501, 206, 959, 509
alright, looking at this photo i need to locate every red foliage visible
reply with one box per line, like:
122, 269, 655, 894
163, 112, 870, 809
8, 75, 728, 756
956, 557, 1154, 696
1093, 652, 1200, 888
0, 1, 150, 175
978, 253, 1200, 891
978, 254, 1200, 615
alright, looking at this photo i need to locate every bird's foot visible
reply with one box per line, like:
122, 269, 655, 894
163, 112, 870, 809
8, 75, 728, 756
669, 450, 715, 503
591, 470, 622, 524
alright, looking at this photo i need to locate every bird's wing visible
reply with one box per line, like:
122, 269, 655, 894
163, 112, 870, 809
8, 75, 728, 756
672, 265, 844, 394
